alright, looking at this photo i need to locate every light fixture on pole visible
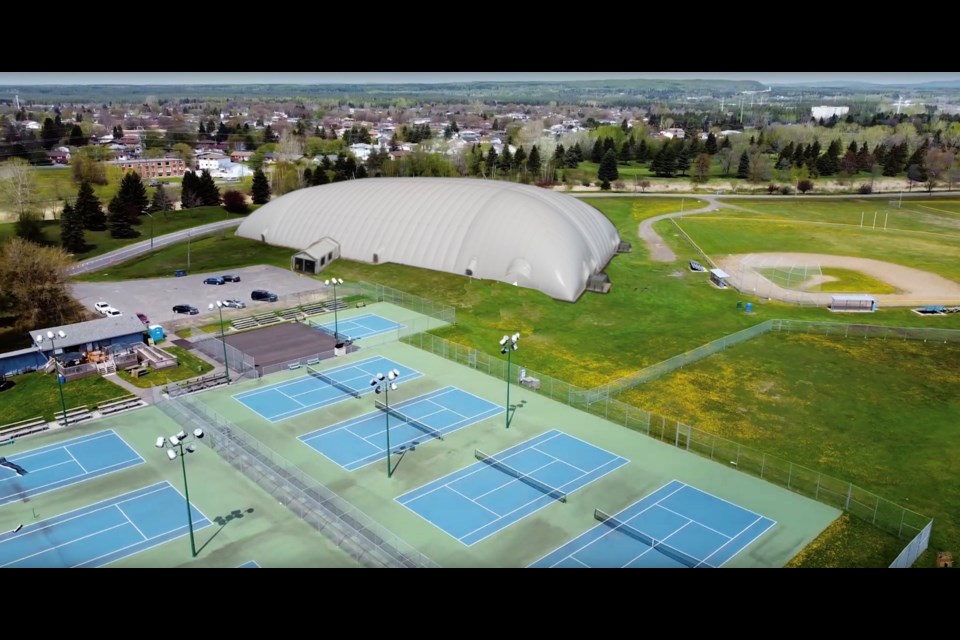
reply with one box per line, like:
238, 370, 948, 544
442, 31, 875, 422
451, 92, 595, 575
143, 210, 154, 250
35, 330, 69, 427
499, 333, 520, 429
208, 301, 230, 383
324, 278, 344, 343
156, 428, 205, 558
370, 369, 400, 477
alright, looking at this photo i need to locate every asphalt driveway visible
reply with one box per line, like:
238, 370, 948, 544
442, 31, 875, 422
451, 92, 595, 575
70, 265, 326, 327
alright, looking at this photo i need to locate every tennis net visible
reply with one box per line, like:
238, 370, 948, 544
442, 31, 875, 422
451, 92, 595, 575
306, 364, 361, 398
474, 449, 567, 503
593, 508, 706, 568
375, 400, 443, 441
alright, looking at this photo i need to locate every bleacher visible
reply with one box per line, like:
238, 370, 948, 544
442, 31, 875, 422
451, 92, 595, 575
165, 371, 230, 397
279, 308, 302, 321
0, 416, 49, 440
97, 395, 145, 416
56, 406, 93, 428
231, 316, 259, 330
322, 300, 349, 312
300, 303, 327, 315
689, 260, 706, 272
253, 312, 282, 326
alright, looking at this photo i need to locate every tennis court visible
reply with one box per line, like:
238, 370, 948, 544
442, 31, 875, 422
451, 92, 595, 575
233, 356, 422, 422
396, 430, 629, 546
311, 313, 403, 341
299, 386, 502, 471
0, 430, 143, 507
0, 481, 211, 568
529, 479, 776, 568
236, 560, 260, 568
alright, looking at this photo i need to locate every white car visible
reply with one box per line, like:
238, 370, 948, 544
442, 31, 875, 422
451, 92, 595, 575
103, 307, 122, 317
94, 302, 112, 314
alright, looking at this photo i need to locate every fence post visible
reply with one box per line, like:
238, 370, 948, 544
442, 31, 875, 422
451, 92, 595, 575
815, 473, 821, 499
787, 462, 792, 489
873, 494, 880, 524
760, 453, 766, 479
846, 483, 852, 510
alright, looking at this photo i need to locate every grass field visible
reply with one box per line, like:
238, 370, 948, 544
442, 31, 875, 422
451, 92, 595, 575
0, 372, 128, 424
0, 206, 246, 261
114, 345, 214, 388
52, 194, 960, 566
619, 331, 960, 566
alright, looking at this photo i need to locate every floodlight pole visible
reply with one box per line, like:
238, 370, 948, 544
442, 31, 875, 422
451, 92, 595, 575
159, 430, 204, 558
177, 441, 197, 558
210, 302, 230, 383
499, 333, 519, 429
372, 370, 400, 478
384, 382, 392, 478
37, 331, 69, 427
325, 278, 344, 342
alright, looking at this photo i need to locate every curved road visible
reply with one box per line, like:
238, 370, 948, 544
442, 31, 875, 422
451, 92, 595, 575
68, 218, 243, 276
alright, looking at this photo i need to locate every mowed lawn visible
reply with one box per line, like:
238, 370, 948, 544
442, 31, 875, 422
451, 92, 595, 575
620, 332, 960, 567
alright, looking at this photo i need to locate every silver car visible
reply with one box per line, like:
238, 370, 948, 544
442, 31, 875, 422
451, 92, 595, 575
222, 299, 246, 309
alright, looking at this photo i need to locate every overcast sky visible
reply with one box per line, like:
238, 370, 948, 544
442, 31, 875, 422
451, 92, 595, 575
0, 72, 955, 86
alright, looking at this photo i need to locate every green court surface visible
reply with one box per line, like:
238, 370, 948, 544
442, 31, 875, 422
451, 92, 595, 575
0, 410, 359, 568
2, 302, 841, 567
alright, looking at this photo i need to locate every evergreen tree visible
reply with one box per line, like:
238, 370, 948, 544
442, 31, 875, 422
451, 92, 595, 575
181, 171, 200, 209
197, 170, 221, 206
736, 151, 751, 179
498, 147, 513, 173
198, 122, 207, 140
41, 117, 60, 149
571, 143, 584, 164
553, 144, 566, 167
68, 125, 86, 147
311, 165, 330, 186
60, 202, 86, 253
75, 180, 106, 231
512, 146, 526, 173
634, 139, 649, 163
598, 149, 619, 182
618, 139, 632, 164
675, 142, 691, 176
116, 171, 149, 219
302, 167, 313, 186
792, 143, 806, 167
149, 184, 173, 212
720, 136, 732, 150
107, 195, 138, 238
565, 146, 579, 168
485, 147, 498, 175
857, 143, 873, 171
590, 139, 604, 163
527, 145, 541, 176
251, 168, 271, 204
650, 145, 677, 177
705, 132, 718, 155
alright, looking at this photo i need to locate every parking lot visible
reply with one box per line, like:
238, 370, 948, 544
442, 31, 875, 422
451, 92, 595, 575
71, 265, 327, 327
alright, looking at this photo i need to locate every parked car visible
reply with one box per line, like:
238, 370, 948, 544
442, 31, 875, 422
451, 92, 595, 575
94, 302, 112, 314
136, 312, 150, 324
173, 304, 199, 315
103, 307, 122, 317
251, 289, 278, 302
222, 299, 246, 309
203, 276, 225, 285
221, 274, 241, 282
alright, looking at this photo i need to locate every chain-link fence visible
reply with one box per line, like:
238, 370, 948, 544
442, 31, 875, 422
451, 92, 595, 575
153, 394, 438, 568
890, 521, 932, 568
353, 281, 456, 325
400, 330, 934, 557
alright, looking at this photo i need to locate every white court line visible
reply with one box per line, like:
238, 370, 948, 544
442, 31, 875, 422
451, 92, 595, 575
709, 515, 778, 568
528, 483, 686, 567
232, 355, 386, 400
470, 457, 558, 502
654, 502, 732, 540
445, 485, 500, 517
0, 456, 144, 506
530, 444, 589, 474
63, 447, 89, 474
114, 504, 149, 541
617, 520, 695, 568
358, 405, 450, 448
1, 521, 131, 568
463, 456, 629, 547
6, 430, 123, 463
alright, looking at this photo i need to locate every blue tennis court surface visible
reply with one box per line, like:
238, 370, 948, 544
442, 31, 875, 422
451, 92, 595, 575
311, 313, 402, 340
529, 479, 776, 568
0, 481, 211, 568
236, 560, 260, 568
397, 430, 629, 546
0, 430, 143, 507
299, 386, 502, 471
234, 356, 422, 423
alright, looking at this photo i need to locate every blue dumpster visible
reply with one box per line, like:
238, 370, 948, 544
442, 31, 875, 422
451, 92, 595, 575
175, 269, 186, 277
745, 302, 753, 313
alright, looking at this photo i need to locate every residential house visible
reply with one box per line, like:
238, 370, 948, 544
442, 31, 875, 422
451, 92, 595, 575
110, 157, 186, 179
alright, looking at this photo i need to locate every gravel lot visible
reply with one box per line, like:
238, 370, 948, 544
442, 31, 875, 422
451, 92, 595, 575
71, 265, 328, 326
